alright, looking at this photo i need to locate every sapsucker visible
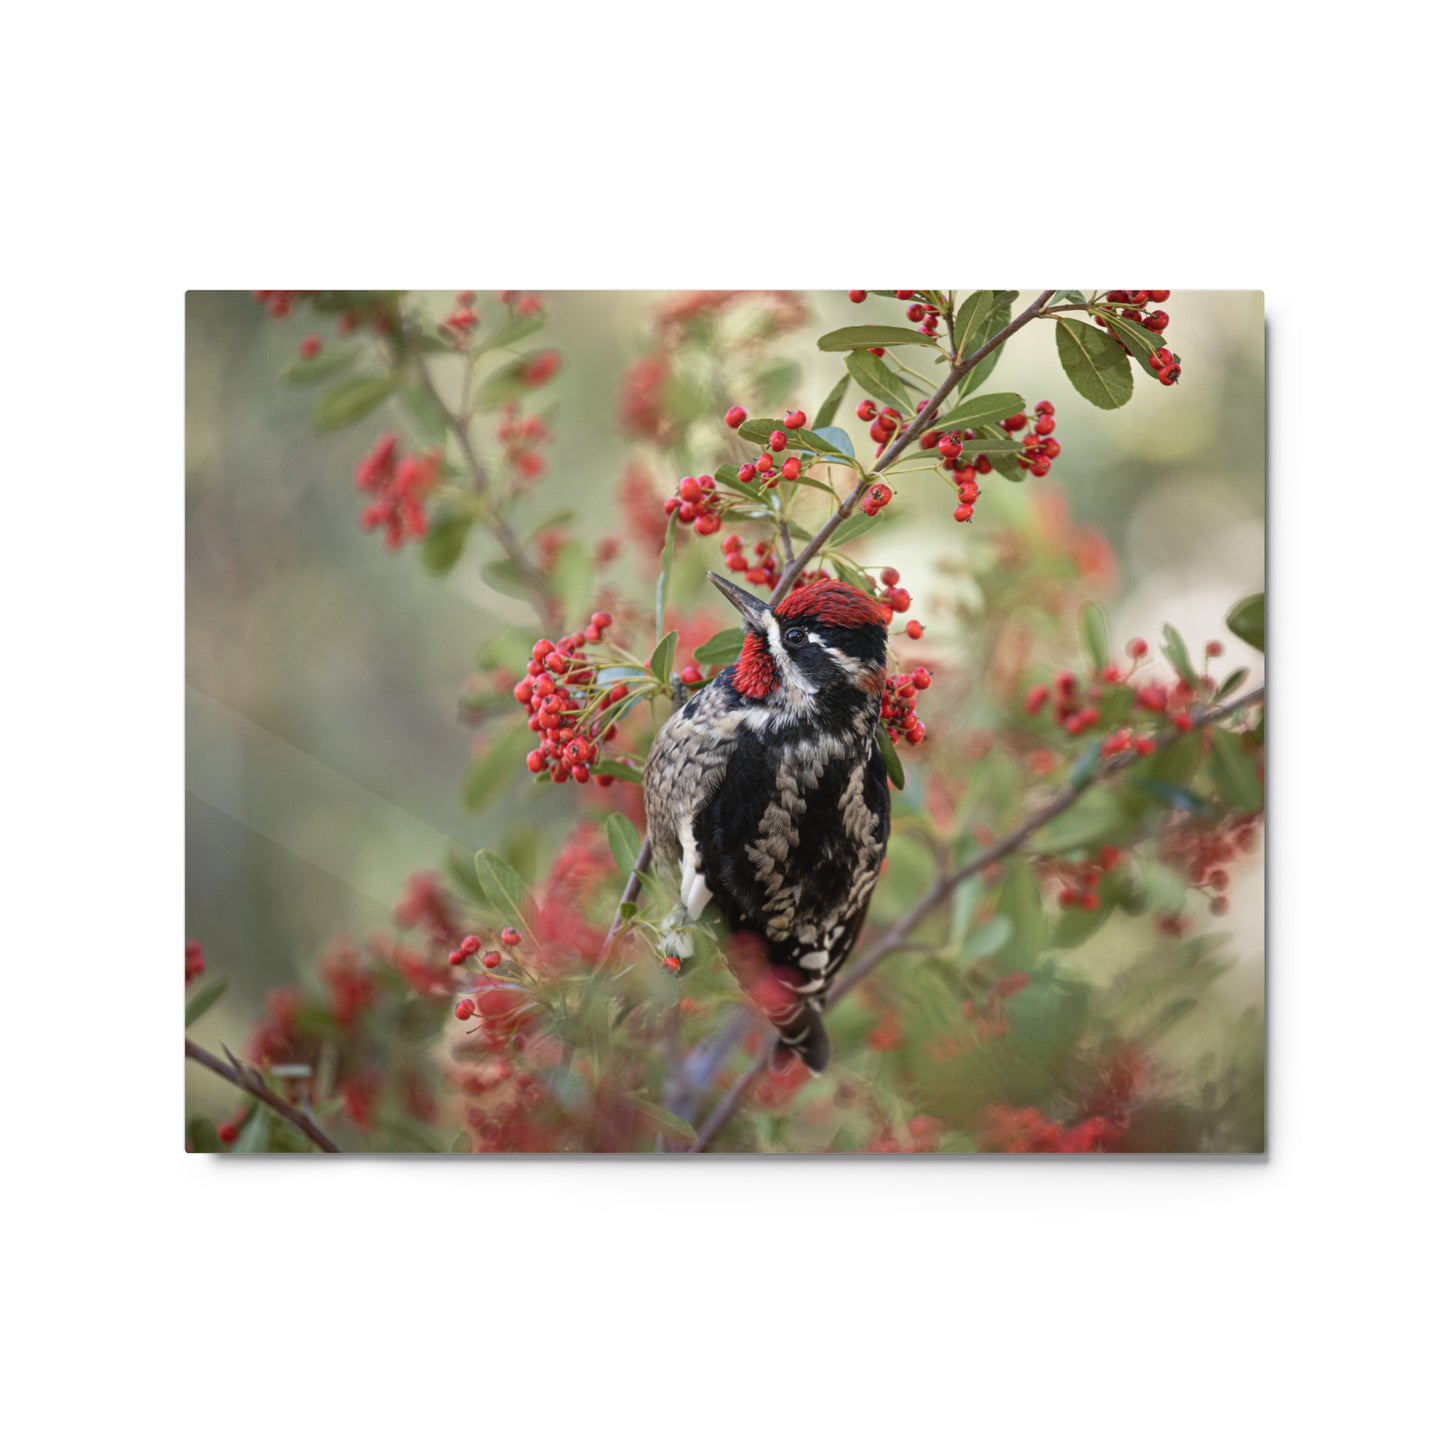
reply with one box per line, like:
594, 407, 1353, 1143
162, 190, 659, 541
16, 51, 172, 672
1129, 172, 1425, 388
643, 572, 892, 1073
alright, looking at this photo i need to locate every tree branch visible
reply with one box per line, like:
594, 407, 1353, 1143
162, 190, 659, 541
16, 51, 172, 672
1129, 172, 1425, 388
685, 685, 1266, 1151
767, 289, 1056, 604
185, 1039, 342, 1153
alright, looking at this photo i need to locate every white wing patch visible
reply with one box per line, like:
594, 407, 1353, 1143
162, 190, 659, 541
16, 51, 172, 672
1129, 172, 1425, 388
678, 817, 713, 920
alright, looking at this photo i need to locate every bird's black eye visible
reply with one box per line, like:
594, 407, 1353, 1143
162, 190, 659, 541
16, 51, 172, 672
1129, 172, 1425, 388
784, 627, 807, 648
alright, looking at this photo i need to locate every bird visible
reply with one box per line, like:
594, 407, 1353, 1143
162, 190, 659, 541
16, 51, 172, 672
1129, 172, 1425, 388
643, 571, 892, 1073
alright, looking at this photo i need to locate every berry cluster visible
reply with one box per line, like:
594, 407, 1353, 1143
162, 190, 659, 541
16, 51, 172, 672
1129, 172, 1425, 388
976, 1103, 1127, 1154
880, 665, 930, 747
1049, 844, 1125, 912
874, 566, 913, 624
1000, 400, 1061, 477
857, 399, 905, 452
440, 290, 479, 343
663, 474, 723, 535
1097, 290, 1182, 386
513, 616, 624, 785
1022, 645, 1198, 753
720, 533, 780, 590
845, 290, 941, 339
355, 432, 441, 549
495, 402, 551, 484
1161, 812, 1259, 918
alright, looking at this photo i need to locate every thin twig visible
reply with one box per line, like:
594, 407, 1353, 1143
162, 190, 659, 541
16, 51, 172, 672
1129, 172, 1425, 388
411, 350, 556, 625
684, 686, 1266, 1150
185, 1039, 342, 1153
768, 289, 1055, 604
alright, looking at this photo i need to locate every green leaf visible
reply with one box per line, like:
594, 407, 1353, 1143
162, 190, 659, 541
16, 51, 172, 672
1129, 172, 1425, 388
591, 758, 643, 785
961, 915, 1012, 961
187, 1116, 221, 1153
1215, 667, 1248, 702
1054, 318, 1133, 410
1209, 730, 1263, 813
1053, 898, 1115, 948
994, 863, 1048, 974
1160, 623, 1200, 688
828, 513, 878, 549
185, 978, 228, 1028
283, 346, 362, 385
844, 350, 915, 415
809, 425, 855, 459
401, 381, 452, 445
313, 374, 396, 429
469, 360, 528, 411
482, 557, 534, 601
817, 325, 940, 352
814, 373, 849, 428
631, 1096, 698, 1146
232, 1104, 271, 1155
952, 290, 995, 355
930, 391, 1026, 432
655, 510, 678, 639
480, 311, 545, 352
958, 298, 1016, 397
1079, 601, 1110, 673
1090, 308, 1165, 369
736, 417, 789, 447
712, 463, 762, 501
1226, 593, 1265, 652
876, 727, 905, 790
1035, 790, 1123, 852
420, 512, 472, 576
694, 627, 746, 667
649, 629, 679, 685
606, 814, 642, 878
460, 725, 532, 811
474, 850, 536, 938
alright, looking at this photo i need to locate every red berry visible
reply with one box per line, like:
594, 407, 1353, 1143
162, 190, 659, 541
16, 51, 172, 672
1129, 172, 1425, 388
781, 457, 801, 481
738, 463, 757, 483
905, 620, 923, 640
1144, 310, 1169, 333
756, 452, 774, 473
218, 1121, 239, 1144
784, 410, 806, 430
1132, 736, 1156, 756
680, 664, 703, 685
724, 405, 747, 429
912, 668, 931, 690
299, 335, 322, 360
456, 998, 476, 1020
663, 955, 682, 973
482, 950, 502, 969
769, 430, 787, 452
848, 290, 867, 303
1171, 711, 1194, 732
1148, 290, 1171, 303
461, 935, 482, 955
1002, 413, 1028, 432
448, 949, 465, 967
1205, 640, 1224, 658
880, 567, 901, 587
1036, 400, 1055, 415
500, 927, 522, 946
895, 290, 915, 300
889, 588, 911, 613
679, 476, 703, 503
857, 401, 878, 421
905, 304, 926, 322
1035, 415, 1056, 436
953, 503, 974, 523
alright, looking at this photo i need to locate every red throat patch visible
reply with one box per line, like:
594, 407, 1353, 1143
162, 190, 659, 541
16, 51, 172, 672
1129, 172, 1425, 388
733, 632, 778, 698
774, 578, 888, 630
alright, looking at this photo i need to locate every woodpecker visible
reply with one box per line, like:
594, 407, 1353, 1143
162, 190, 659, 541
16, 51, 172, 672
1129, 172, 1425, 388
643, 572, 892, 1073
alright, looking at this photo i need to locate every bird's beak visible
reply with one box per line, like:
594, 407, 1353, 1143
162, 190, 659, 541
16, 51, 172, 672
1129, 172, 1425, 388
707, 571, 772, 633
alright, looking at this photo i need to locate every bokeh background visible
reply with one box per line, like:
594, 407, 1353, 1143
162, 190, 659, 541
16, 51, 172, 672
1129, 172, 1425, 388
185, 290, 1264, 1128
